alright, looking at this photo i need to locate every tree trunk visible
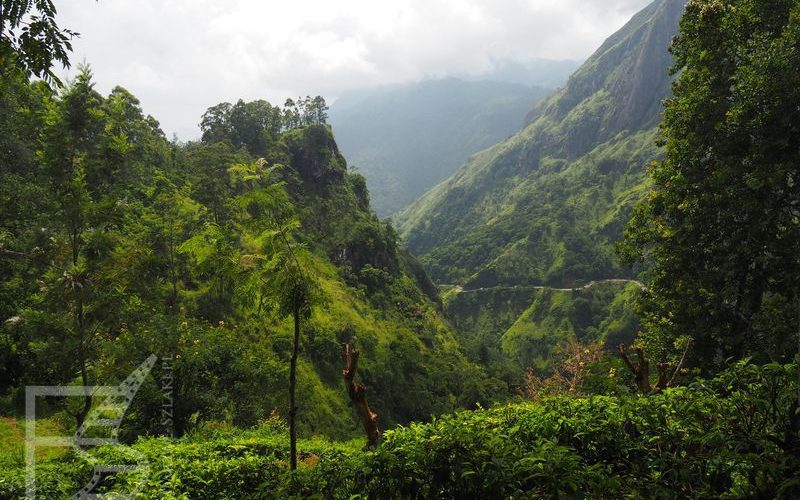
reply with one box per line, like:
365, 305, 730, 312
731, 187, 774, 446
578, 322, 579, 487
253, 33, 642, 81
289, 306, 300, 470
618, 340, 693, 394
618, 344, 652, 393
76, 355, 92, 428
342, 343, 380, 448
76, 291, 91, 428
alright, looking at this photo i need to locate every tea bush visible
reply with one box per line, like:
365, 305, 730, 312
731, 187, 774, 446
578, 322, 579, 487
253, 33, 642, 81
2, 361, 798, 499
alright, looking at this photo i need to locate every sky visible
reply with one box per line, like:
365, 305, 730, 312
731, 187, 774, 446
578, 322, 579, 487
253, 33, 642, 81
56, 0, 654, 140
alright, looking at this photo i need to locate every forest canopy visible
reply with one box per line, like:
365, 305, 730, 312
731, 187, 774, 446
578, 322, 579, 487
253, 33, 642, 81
1, 0, 800, 498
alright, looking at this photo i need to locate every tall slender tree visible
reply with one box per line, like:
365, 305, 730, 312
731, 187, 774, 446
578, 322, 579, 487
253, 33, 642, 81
229, 159, 318, 470
34, 67, 115, 425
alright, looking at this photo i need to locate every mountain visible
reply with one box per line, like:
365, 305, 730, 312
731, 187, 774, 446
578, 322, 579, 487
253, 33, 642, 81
463, 58, 582, 88
396, 0, 684, 372
399, 0, 682, 287
0, 68, 501, 439
329, 78, 550, 216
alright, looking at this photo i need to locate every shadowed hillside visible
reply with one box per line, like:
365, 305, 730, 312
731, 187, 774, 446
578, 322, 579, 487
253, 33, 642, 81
329, 78, 550, 216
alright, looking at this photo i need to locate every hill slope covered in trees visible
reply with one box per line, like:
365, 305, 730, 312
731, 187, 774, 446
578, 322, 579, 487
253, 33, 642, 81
395, 0, 684, 376
329, 78, 550, 216
398, 0, 682, 286
0, 68, 501, 441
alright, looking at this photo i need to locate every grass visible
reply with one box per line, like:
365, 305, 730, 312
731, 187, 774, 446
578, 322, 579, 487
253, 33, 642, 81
0, 416, 72, 467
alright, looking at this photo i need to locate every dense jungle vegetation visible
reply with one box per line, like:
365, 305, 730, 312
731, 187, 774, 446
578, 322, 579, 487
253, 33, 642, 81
1, 0, 799, 498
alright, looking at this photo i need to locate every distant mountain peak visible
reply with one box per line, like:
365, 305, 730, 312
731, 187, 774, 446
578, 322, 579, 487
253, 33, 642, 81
526, 0, 685, 158
329, 78, 551, 216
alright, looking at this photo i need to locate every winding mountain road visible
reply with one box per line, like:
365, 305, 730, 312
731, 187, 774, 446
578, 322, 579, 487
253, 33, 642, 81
440, 279, 646, 295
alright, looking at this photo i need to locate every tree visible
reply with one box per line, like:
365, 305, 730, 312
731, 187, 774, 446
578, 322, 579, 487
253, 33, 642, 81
20, 68, 174, 426
184, 141, 246, 225
292, 95, 328, 126
310, 95, 328, 125
36, 67, 108, 426
342, 343, 380, 448
201, 99, 284, 155
145, 175, 203, 311
282, 98, 300, 129
199, 102, 233, 145
620, 0, 800, 369
228, 99, 282, 156
617, 340, 692, 394
0, 63, 53, 331
0, 0, 77, 82
229, 159, 319, 470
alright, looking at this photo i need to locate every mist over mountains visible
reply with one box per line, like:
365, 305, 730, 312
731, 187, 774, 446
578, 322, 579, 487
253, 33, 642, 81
328, 58, 584, 217
398, 0, 683, 289
329, 79, 550, 216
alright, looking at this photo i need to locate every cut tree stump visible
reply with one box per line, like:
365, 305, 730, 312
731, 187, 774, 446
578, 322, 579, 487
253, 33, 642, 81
342, 343, 380, 448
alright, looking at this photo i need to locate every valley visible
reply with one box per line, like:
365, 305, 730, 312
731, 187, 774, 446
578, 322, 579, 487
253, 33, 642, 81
1, 0, 799, 497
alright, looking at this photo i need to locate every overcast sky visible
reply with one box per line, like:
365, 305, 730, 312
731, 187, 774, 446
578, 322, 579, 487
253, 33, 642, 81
56, 0, 653, 139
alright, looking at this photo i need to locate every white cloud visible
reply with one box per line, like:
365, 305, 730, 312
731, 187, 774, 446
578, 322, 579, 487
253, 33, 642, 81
56, 0, 653, 139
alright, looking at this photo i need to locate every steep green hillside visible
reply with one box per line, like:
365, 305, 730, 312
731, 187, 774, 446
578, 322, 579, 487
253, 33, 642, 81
398, 0, 682, 288
444, 282, 641, 381
0, 70, 498, 440
396, 0, 683, 375
329, 78, 549, 216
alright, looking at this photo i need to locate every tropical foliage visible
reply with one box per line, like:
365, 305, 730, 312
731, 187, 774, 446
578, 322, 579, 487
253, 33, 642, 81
0, 64, 497, 440
2, 0, 800, 498
1, 362, 798, 498
621, 0, 800, 368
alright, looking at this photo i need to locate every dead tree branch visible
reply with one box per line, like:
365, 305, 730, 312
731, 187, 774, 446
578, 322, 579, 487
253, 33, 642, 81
342, 343, 380, 448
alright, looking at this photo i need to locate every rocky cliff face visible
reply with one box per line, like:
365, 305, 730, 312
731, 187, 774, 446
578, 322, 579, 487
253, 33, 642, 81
533, 0, 682, 155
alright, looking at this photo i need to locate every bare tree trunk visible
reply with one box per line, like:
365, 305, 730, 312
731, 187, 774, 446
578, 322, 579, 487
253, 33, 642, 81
342, 343, 380, 448
618, 344, 652, 393
289, 306, 300, 470
76, 290, 91, 428
618, 340, 693, 394
76, 355, 91, 428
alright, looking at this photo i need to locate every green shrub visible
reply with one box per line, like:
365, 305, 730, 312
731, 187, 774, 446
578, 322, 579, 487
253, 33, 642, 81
2, 362, 797, 499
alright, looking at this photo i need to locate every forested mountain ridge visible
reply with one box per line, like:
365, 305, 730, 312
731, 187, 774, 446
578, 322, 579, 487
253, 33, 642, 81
0, 68, 497, 439
398, 0, 683, 289
329, 78, 550, 216
394, 0, 684, 379
3, 0, 800, 497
